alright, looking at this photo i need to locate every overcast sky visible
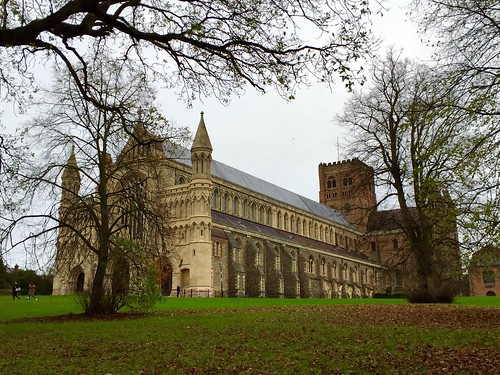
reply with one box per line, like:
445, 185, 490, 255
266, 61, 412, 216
1, 1, 433, 268
156, 1, 432, 202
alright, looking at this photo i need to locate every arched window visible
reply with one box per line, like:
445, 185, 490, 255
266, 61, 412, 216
259, 206, 265, 223
256, 244, 262, 266
371, 241, 377, 252
266, 208, 271, 225
343, 178, 348, 186
332, 262, 337, 278
222, 193, 228, 212
251, 203, 256, 220
275, 248, 281, 270
392, 239, 399, 251
483, 271, 495, 285
233, 196, 239, 216
284, 213, 289, 230
242, 199, 247, 217
332, 179, 337, 188
321, 258, 326, 276
348, 177, 353, 185
308, 257, 314, 273
277, 211, 282, 228
327, 180, 332, 189
122, 177, 146, 240
214, 241, 222, 257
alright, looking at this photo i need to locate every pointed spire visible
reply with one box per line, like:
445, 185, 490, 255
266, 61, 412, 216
191, 112, 212, 179
68, 144, 77, 166
191, 111, 212, 151
61, 144, 81, 207
62, 144, 79, 180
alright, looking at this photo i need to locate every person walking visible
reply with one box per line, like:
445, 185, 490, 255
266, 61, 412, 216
12, 282, 20, 300
28, 283, 37, 301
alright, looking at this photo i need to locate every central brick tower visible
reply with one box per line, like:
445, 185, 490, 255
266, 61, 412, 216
318, 158, 377, 230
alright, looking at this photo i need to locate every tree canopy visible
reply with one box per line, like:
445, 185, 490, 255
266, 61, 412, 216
2, 52, 188, 312
414, 0, 500, 116
0, 0, 378, 107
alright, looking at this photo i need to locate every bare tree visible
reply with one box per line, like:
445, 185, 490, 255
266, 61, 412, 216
3, 51, 189, 313
414, 0, 500, 116
0, 0, 380, 107
413, 0, 500, 252
337, 49, 497, 300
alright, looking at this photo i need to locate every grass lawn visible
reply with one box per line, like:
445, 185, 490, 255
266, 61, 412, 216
0, 295, 499, 374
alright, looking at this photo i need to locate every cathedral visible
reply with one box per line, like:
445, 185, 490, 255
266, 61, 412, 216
52, 113, 456, 298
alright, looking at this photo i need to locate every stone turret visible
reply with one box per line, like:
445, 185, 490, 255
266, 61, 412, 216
60, 145, 81, 211
54, 145, 82, 296
184, 112, 214, 294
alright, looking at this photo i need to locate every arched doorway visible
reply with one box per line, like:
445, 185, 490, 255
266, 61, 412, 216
158, 258, 173, 296
486, 290, 496, 296
76, 272, 85, 292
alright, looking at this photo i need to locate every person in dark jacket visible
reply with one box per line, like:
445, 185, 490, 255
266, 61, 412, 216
12, 282, 20, 300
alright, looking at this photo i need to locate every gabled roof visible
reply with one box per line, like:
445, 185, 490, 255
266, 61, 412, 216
367, 208, 418, 232
470, 246, 500, 267
164, 142, 352, 228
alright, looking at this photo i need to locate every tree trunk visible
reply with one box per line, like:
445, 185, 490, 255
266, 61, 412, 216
88, 252, 108, 313
88, 203, 111, 313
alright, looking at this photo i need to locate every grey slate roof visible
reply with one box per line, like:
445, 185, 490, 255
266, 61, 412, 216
164, 142, 352, 228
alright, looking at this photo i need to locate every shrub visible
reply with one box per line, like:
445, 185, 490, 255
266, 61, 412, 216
407, 287, 455, 304
75, 288, 126, 314
125, 267, 161, 312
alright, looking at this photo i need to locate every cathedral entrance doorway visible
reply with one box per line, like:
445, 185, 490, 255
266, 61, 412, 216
158, 257, 173, 296
76, 272, 85, 292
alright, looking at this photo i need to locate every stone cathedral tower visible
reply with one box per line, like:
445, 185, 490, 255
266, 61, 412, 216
318, 159, 377, 231
180, 112, 214, 292
53, 146, 87, 295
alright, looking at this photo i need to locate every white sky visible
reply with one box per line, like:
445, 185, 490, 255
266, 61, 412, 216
156, 0, 432, 201
1, 1, 433, 268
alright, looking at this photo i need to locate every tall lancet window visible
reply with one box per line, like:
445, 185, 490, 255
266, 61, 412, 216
120, 178, 146, 241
